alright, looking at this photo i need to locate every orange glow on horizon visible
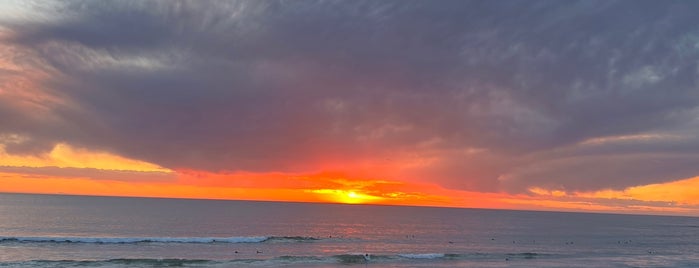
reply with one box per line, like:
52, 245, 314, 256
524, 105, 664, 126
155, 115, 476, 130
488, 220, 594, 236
1, 169, 699, 216
0, 143, 698, 216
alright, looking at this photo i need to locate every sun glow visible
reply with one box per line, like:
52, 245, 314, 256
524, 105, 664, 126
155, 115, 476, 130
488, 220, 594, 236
339, 190, 378, 204
309, 189, 382, 204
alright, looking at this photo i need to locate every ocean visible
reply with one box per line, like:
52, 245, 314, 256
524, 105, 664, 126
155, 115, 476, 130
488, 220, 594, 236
0, 193, 697, 267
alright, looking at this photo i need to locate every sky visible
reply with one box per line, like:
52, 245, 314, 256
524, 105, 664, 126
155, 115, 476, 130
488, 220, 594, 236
1, 0, 699, 216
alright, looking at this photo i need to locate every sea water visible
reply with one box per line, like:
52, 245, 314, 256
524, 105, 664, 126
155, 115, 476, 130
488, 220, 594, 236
0, 193, 697, 267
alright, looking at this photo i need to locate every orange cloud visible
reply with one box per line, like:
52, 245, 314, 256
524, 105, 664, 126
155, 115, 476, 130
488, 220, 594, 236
523, 176, 699, 215
0, 142, 171, 173
577, 176, 699, 206
0, 173, 312, 202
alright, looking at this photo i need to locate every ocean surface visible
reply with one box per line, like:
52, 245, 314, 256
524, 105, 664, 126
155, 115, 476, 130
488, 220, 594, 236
0, 193, 697, 267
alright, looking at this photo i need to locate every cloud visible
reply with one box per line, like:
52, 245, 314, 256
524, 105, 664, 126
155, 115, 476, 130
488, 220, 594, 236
1, 0, 699, 193
0, 166, 174, 182
0, 142, 171, 172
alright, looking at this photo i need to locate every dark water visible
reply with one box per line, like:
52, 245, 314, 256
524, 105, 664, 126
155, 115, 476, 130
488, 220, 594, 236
0, 193, 698, 267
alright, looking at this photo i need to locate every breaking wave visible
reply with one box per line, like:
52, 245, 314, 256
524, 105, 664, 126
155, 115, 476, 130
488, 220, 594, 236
0, 252, 546, 267
0, 235, 321, 244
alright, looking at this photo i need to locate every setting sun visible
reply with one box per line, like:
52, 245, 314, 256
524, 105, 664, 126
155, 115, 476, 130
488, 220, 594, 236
309, 189, 383, 204
339, 190, 374, 204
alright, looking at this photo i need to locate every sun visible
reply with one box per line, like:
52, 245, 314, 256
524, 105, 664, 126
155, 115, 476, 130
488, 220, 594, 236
337, 190, 363, 204
339, 190, 380, 204
309, 189, 383, 204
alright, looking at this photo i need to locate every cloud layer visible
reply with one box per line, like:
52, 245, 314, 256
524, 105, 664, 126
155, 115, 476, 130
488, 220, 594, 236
1, 0, 699, 193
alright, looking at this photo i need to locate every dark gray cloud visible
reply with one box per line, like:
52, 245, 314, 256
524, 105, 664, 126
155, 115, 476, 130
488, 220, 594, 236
1, 0, 699, 192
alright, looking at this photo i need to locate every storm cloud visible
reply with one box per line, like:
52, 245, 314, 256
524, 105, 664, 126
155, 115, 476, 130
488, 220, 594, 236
1, 0, 699, 193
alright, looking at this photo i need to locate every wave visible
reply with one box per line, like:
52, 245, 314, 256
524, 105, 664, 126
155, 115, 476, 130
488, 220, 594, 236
333, 254, 373, 264
507, 252, 540, 259
333, 252, 541, 263
1, 259, 219, 268
334, 253, 470, 263
398, 253, 449, 259
0, 253, 545, 267
0, 235, 321, 244
266, 236, 321, 242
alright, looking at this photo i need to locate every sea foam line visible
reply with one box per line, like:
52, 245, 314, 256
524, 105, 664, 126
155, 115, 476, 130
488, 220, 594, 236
398, 253, 447, 259
0, 236, 319, 244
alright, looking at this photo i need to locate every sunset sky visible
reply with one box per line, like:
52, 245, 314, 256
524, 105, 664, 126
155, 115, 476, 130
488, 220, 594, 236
1, 1, 699, 216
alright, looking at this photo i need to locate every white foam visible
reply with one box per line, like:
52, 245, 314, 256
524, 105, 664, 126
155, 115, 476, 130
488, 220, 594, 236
398, 253, 446, 259
0, 236, 269, 244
